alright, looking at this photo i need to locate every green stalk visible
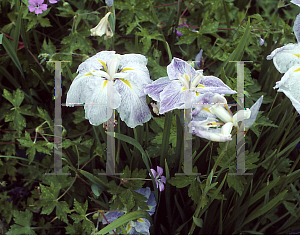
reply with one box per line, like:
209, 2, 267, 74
189, 141, 229, 234
160, 111, 173, 168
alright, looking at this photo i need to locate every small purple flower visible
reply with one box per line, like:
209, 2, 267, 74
149, 166, 166, 192
28, 0, 47, 15
174, 24, 196, 36
49, 0, 59, 3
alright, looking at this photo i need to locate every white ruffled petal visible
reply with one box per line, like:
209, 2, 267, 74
115, 79, 151, 128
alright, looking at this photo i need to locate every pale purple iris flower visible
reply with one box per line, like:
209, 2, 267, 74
189, 94, 263, 142
144, 58, 236, 114
28, 0, 47, 14
149, 166, 166, 192
102, 187, 156, 234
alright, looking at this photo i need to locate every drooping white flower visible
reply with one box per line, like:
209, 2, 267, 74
66, 51, 152, 128
273, 64, 300, 114
90, 12, 113, 40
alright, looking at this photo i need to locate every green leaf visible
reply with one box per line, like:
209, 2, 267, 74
79, 170, 109, 192
1, 34, 25, 79
7, 209, 36, 235
17, 131, 51, 164
242, 190, 288, 226
175, 27, 198, 45
0, 34, 3, 44
168, 175, 195, 188
96, 211, 152, 234
193, 216, 203, 228
227, 174, 247, 196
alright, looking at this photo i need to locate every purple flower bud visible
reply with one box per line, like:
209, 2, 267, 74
259, 38, 264, 46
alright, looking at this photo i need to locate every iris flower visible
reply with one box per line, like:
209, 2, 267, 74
66, 51, 152, 128
102, 187, 157, 234
28, 0, 47, 15
90, 12, 113, 40
144, 58, 236, 114
273, 64, 300, 114
149, 166, 166, 192
266, 13, 300, 73
189, 94, 263, 142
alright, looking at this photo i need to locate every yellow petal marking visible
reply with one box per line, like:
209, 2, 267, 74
224, 104, 231, 114
184, 74, 190, 87
120, 68, 134, 72
203, 108, 211, 113
103, 80, 108, 90
119, 78, 132, 89
294, 67, 300, 72
196, 92, 200, 96
97, 59, 108, 72
196, 84, 205, 88
84, 72, 93, 76
137, 218, 145, 223
126, 223, 131, 233
293, 54, 300, 58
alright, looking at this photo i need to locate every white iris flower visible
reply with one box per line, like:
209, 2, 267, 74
66, 51, 152, 128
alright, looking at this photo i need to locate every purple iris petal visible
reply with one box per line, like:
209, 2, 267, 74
293, 13, 300, 43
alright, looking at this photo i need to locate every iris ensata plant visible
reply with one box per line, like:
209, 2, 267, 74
189, 94, 263, 142
267, 13, 300, 114
90, 12, 113, 40
102, 187, 156, 234
144, 58, 236, 114
66, 51, 152, 128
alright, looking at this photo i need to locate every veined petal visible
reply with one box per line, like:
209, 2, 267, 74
273, 65, 300, 114
150, 169, 157, 178
77, 51, 116, 74
156, 166, 163, 177
266, 43, 300, 73
244, 95, 263, 128
196, 76, 237, 95
144, 77, 170, 102
134, 218, 151, 234
189, 121, 232, 142
66, 73, 96, 105
293, 13, 300, 43
159, 80, 187, 114
115, 79, 151, 128
84, 80, 121, 126
102, 211, 125, 225
167, 58, 196, 81
135, 187, 151, 199
120, 54, 148, 67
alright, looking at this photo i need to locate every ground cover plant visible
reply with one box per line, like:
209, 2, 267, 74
0, 0, 300, 234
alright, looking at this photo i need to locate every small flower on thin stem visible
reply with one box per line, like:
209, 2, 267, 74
149, 166, 166, 192
49, 0, 59, 3
259, 38, 264, 46
28, 0, 48, 15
